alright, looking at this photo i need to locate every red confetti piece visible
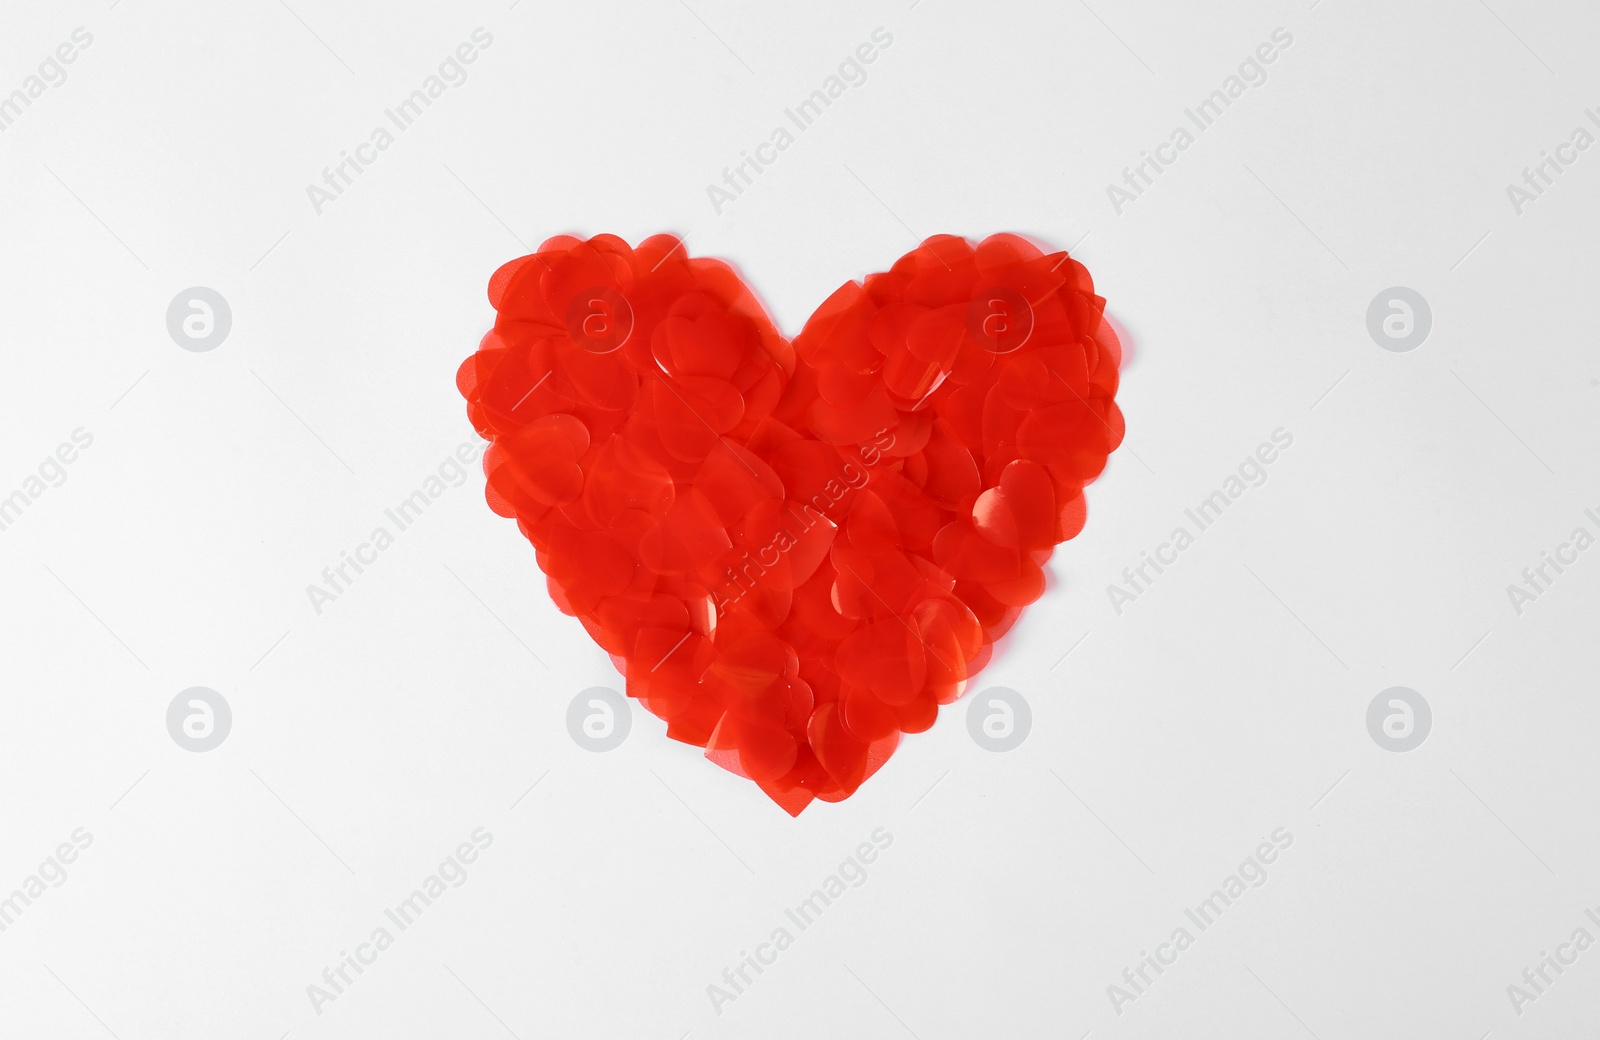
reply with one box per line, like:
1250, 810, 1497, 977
458, 233, 1123, 814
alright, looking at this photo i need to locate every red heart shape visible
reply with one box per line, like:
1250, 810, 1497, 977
457, 233, 1123, 814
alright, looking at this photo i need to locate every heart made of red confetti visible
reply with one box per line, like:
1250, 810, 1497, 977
457, 233, 1123, 814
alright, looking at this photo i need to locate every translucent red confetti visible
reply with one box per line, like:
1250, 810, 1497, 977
457, 233, 1123, 814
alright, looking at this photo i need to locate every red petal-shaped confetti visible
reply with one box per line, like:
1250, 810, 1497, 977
458, 234, 1123, 813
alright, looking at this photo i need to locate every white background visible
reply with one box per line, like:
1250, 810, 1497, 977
3, 0, 1599, 1037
